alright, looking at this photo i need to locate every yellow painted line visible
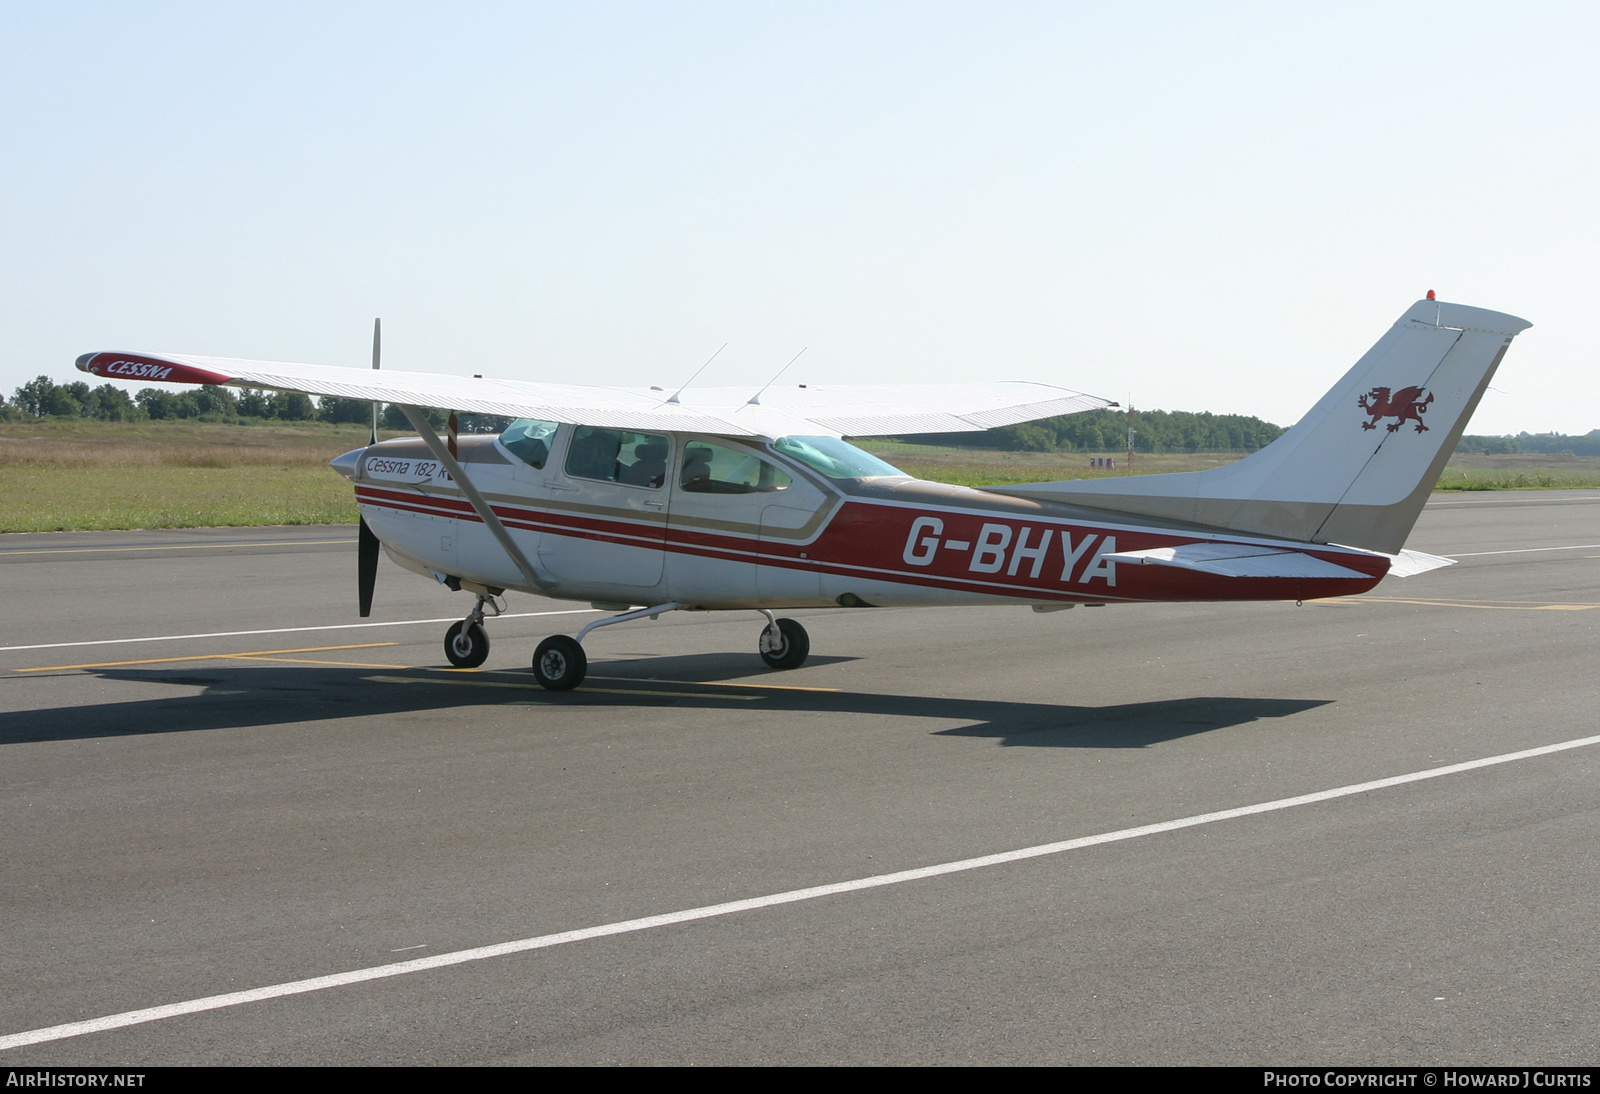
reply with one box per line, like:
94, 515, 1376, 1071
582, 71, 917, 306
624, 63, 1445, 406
586, 675, 841, 693
230, 656, 412, 669
0, 539, 353, 556
1319, 597, 1598, 612
369, 675, 759, 701
433, 667, 838, 693
16, 643, 400, 673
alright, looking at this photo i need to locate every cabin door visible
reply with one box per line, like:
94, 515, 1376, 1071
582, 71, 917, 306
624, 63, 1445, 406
536, 426, 669, 588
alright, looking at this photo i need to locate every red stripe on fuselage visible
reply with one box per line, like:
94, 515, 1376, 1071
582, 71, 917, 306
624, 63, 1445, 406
353, 486, 1386, 603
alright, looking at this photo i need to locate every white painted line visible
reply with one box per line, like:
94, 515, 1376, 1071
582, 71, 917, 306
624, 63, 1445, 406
1450, 543, 1600, 557
0, 538, 353, 557
4, 730, 1598, 1053
0, 610, 602, 653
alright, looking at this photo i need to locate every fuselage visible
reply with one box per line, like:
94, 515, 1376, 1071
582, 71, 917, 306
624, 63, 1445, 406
341, 428, 1388, 612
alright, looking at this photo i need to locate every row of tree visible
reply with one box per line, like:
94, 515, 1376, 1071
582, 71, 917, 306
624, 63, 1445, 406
8, 374, 1591, 455
1455, 431, 1600, 457
897, 411, 1600, 456
2, 376, 508, 432
902, 408, 1288, 454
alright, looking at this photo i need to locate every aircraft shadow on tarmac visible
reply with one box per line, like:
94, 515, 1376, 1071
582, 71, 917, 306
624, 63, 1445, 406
2, 655, 1331, 749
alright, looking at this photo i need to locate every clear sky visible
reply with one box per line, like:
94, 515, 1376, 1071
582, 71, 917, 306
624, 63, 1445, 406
2, 1, 1595, 435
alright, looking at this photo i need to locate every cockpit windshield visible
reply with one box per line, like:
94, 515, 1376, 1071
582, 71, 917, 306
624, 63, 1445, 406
772, 436, 907, 480
499, 418, 559, 469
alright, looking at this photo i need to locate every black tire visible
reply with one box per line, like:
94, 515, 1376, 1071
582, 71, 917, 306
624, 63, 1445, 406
444, 621, 490, 668
758, 617, 809, 670
532, 635, 587, 691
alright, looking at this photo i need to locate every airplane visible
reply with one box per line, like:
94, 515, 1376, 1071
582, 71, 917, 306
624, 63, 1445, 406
75, 295, 1531, 691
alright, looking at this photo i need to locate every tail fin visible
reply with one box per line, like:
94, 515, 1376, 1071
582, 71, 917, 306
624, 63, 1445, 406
995, 298, 1531, 553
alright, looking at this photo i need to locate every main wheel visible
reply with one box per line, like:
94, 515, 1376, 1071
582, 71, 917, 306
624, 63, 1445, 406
532, 635, 587, 691
444, 621, 490, 668
758, 617, 810, 670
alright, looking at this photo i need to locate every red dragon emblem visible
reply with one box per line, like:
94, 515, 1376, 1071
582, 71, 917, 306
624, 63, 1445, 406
1358, 385, 1434, 432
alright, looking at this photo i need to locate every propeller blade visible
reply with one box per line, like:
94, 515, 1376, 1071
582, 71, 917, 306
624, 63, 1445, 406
358, 515, 379, 618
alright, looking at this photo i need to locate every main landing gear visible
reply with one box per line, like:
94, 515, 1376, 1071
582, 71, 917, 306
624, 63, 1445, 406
444, 598, 812, 691
758, 612, 809, 670
521, 603, 812, 692
532, 634, 586, 690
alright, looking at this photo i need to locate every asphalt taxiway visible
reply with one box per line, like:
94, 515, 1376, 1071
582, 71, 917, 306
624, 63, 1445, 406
2, 493, 1598, 1064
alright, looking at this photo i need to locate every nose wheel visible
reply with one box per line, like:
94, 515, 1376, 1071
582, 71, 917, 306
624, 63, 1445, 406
444, 621, 490, 668
759, 616, 809, 670
442, 592, 501, 669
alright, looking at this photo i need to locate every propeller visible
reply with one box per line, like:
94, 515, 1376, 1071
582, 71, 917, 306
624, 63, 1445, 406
359, 317, 381, 617
358, 516, 379, 617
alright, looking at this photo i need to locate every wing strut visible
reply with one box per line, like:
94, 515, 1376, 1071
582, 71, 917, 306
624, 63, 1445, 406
396, 405, 556, 595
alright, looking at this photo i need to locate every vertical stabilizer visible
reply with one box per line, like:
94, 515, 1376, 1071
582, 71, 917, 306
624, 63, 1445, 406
994, 299, 1531, 553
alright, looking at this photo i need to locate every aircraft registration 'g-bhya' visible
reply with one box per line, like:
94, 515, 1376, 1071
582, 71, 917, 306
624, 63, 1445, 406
77, 296, 1530, 691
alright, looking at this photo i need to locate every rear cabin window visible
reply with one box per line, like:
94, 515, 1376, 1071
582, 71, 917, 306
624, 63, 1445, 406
499, 419, 559, 469
565, 426, 670, 488
679, 442, 792, 494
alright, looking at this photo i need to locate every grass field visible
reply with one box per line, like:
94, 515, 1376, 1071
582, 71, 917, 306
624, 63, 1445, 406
0, 419, 378, 532
1429, 453, 1600, 491
2, 420, 1596, 532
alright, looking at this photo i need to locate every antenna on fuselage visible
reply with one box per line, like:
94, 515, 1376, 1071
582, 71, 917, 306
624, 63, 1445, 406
664, 343, 728, 404
369, 318, 381, 446
743, 347, 807, 407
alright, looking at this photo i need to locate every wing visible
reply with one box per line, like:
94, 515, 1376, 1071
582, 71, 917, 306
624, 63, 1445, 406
75, 351, 1112, 438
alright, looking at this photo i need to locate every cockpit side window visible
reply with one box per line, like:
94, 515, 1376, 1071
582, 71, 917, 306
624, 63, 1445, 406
679, 441, 792, 494
565, 426, 669, 488
771, 436, 906, 480
499, 418, 559, 469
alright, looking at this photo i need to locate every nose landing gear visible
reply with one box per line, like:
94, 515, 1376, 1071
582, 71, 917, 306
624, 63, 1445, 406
443, 592, 502, 669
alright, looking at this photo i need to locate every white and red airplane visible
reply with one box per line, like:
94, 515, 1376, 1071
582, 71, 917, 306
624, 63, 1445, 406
77, 296, 1530, 690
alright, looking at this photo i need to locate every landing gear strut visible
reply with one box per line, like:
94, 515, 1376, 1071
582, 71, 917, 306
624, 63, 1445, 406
530, 602, 680, 692
443, 593, 502, 669
525, 604, 813, 691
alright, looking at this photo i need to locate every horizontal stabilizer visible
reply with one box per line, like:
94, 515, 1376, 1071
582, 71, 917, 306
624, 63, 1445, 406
1105, 542, 1373, 579
1374, 548, 1456, 577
